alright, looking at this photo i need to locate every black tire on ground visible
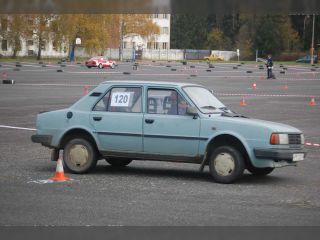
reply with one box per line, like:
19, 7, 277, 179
98, 63, 103, 69
63, 138, 97, 173
106, 158, 132, 167
110, 64, 115, 69
247, 165, 274, 176
209, 146, 245, 184
87, 66, 92, 68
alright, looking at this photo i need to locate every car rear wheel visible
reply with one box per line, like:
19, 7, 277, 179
247, 165, 274, 176
98, 63, 103, 69
106, 158, 132, 167
63, 138, 97, 173
87, 66, 92, 68
110, 63, 115, 69
209, 146, 245, 184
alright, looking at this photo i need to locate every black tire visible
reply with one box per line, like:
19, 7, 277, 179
209, 146, 245, 184
63, 138, 97, 173
87, 66, 92, 68
110, 63, 115, 69
247, 165, 274, 176
98, 63, 103, 69
106, 158, 132, 167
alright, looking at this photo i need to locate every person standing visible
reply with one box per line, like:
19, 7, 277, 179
266, 55, 273, 79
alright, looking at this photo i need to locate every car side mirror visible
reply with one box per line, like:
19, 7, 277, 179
186, 106, 198, 118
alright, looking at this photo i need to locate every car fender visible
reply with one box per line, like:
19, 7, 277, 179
56, 125, 101, 150
203, 130, 254, 161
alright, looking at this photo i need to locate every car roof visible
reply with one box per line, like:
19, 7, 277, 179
100, 80, 202, 88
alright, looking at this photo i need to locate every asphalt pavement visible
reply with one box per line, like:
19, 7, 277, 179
0, 60, 319, 225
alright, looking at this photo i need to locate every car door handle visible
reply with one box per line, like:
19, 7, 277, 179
145, 119, 154, 124
93, 116, 102, 121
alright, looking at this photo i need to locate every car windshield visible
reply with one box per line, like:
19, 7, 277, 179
183, 86, 229, 114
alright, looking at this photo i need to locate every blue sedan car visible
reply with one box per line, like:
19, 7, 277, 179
31, 81, 306, 183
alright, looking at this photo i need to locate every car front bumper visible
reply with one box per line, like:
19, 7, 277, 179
31, 134, 53, 147
254, 148, 307, 161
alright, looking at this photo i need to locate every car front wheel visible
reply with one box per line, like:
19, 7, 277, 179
98, 63, 103, 69
63, 138, 97, 173
106, 158, 132, 167
209, 146, 245, 184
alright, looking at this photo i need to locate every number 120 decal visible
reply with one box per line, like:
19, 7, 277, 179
110, 92, 131, 107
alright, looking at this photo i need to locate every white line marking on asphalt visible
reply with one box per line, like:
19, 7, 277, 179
17, 83, 96, 87
215, 93, 320, 98
0, 125, 36, 131
28, 179, 54, 184
67, 71, 123, 74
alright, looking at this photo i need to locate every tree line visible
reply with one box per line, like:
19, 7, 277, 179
171, 14, 319, 60
0, 14, 159, 59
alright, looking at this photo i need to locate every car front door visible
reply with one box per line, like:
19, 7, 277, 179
90, 86, 143, 153
143, 88, 201, 158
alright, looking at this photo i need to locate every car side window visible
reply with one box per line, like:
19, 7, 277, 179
93, 87, 142, 113
147, 89, 189, 115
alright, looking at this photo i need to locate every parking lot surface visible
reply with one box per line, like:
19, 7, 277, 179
0, 60, 319, 225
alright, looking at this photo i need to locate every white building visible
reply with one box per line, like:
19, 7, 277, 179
0, 14, 171, 58
123, 14, 171, 50
0, 16, 68, 58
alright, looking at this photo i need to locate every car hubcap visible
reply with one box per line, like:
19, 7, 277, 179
69, 144, 89, 167
214, 153, 235, 176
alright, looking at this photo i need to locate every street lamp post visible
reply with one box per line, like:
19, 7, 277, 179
310, 14, 315, 65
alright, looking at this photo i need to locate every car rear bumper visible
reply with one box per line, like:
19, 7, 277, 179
31, 134, 53, 147
254, 148, 307, 161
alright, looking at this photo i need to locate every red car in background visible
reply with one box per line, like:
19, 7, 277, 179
85, 57, 116, 69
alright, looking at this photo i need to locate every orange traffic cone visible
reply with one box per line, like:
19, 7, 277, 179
240, 96, 247, 106
50, 158, 70, 182
83, 85, 89, 95
252, 82, 257, 90
309, 96, 316, 106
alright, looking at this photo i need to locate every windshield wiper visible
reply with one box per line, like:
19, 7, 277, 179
218, 107, 229, 113
222, 112, 247, 118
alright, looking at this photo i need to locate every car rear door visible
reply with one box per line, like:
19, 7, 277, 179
90, 86, 143, 153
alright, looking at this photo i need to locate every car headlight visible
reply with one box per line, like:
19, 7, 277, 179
270, 133, 289, 145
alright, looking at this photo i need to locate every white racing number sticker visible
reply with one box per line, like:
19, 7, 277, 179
110, 92, 132, 107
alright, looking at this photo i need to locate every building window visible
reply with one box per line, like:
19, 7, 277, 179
28, 50, 34, 56
162, 42, 168, 50
1, 40, 8, 51
1, 18, 8, 31
52, 40, 57, 50
41, 41, 46, 50
160, 27, 169, 35
27, 40, 34, 46
123, 41, 128, 49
